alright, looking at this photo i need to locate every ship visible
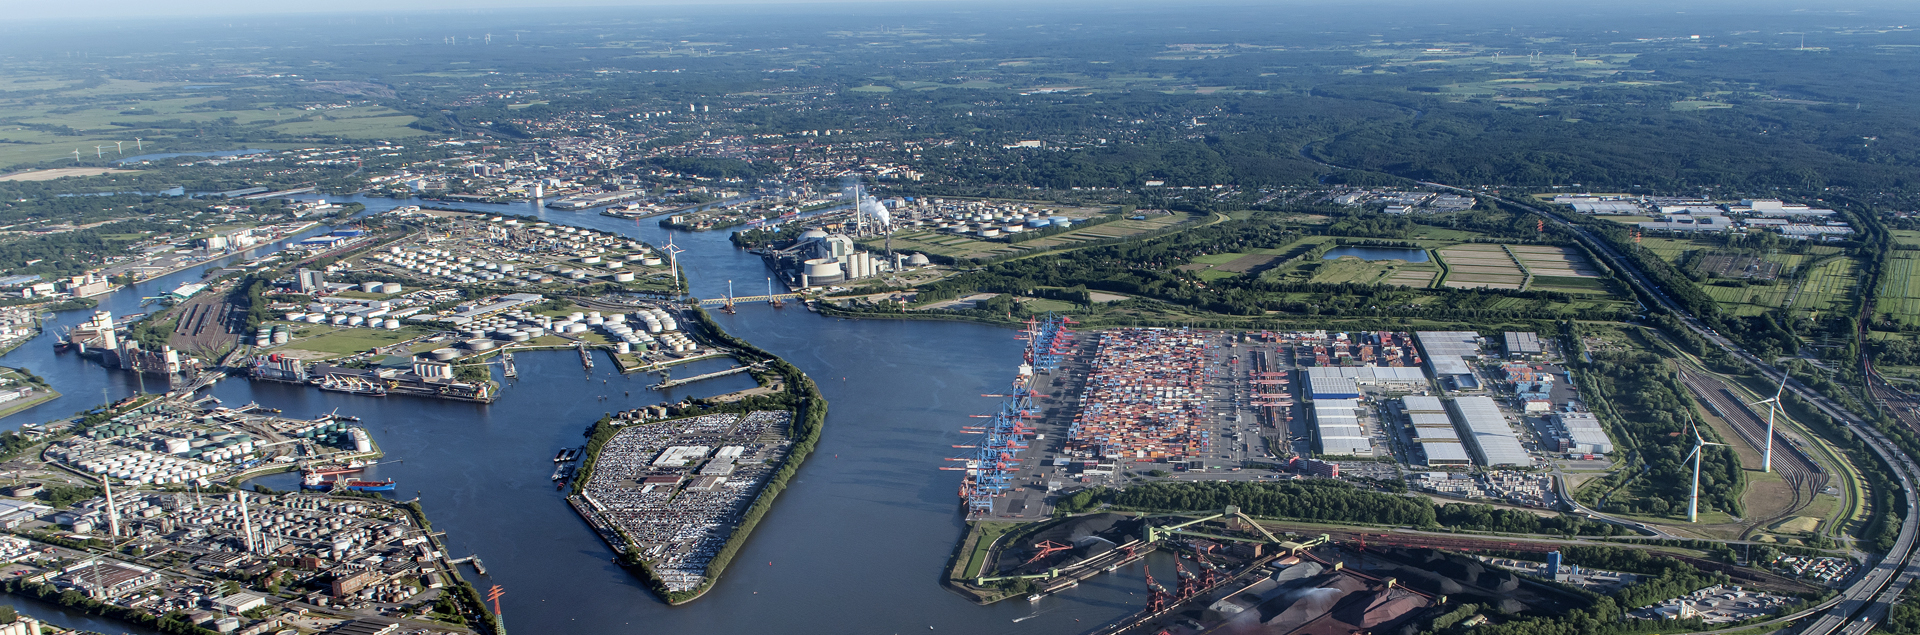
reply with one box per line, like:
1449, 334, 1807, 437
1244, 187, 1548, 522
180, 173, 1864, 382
336, 479, 397, 492
554, 447, 582, 463
317, 374, 388, 396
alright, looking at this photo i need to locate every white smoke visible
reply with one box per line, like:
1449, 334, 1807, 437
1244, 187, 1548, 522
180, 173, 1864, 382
859, 196, 891, 229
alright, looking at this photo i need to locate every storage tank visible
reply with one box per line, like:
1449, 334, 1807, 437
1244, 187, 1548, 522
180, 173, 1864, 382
385, 283, 403, 294
360, 281, 382, 293
272, 331, 289, 344
286, 312, 307, 321
384, 319, 401, 329
616, 342, 631, 354
1051, 217, 1073, 228
509, 332, 530, 342
464, 339, 497, 351
331, 315, 349, 325
613, 271, 636, 282
429, 348, 459, 361
307, 314, 326, 323
351, 428, 372, 453
347, 316, 365, 327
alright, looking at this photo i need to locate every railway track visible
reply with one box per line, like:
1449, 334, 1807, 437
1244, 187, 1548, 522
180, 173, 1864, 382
1677, 370, 1828, 539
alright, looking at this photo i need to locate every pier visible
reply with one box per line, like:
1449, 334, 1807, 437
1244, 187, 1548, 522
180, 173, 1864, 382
650, 361, 766, 390
577, 342, 594, 370
450, 555, 489, 576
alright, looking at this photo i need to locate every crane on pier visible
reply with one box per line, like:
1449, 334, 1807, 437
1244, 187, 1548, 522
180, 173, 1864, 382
1145, 565, 1172, 613
767, 277, 783, 307
722, 280, 737, 314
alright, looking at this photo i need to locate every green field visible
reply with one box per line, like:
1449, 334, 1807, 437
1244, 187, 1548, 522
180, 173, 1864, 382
0, 69, 425, 168
274, 324, 431, 357
1879, 253, 1920, 326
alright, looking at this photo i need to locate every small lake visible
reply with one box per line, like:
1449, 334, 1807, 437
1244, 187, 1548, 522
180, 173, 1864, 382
1322, 246, 1429, 262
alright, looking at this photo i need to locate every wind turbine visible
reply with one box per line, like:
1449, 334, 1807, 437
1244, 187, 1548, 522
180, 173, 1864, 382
134, 137, 142, 151
1751, 375, 1788, 473
114, 141, 123, 154
1686, 424, 1727, 522
72, 149, 81, 161
661, 236, 686, 298
94, 145, 104, 158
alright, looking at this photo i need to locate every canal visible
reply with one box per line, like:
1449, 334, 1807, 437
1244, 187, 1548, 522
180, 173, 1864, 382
2, 195, 1168, 634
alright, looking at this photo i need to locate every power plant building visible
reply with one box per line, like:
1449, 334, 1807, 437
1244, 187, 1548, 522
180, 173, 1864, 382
767, 228, 894, 288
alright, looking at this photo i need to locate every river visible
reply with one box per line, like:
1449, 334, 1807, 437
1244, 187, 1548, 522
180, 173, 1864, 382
2, 194, 1170, 634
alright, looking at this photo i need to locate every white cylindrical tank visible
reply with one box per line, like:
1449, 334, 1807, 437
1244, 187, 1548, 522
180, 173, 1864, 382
351, 429, 372, 453
384, 319, 401, 329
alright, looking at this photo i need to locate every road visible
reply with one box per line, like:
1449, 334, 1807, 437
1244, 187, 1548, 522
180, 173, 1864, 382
1293, 142, 1920, 633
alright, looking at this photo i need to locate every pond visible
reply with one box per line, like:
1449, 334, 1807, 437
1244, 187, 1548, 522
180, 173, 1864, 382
1321, 246, 1430, 262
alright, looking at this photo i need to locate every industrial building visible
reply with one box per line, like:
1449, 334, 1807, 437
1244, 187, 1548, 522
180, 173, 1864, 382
1450, 395, 1531, 467
1503, 332, 1544, 359
1402, 396, 1472, 467
1311, 398, 1371, 457
1553, 411, 1615, 455
1302, 366, 1428, 390
764, 228, 898, 288
1416, 331, 1485, 391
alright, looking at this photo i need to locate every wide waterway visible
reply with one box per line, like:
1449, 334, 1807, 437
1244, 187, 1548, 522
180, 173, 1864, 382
2, 195, 1179, 634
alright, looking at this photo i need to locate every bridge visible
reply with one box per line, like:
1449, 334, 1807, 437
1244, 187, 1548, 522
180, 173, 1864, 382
695, 293, 800, 306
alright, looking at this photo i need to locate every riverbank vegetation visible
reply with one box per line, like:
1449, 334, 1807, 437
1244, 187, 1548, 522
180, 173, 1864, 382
1065, 480, 1630, 537
569, 306, 827, 605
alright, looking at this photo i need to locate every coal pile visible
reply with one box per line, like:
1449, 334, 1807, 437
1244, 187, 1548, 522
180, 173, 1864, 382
1355, 547, 1588, 615
994, 513, 1141, 574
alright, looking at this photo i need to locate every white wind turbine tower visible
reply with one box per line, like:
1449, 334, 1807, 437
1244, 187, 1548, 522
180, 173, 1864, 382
114, 141, 122, 154
1751, 375, 1788, 473
134, 137, 142, 152
662, 236, 687, 298
1686, 424, 1727, 522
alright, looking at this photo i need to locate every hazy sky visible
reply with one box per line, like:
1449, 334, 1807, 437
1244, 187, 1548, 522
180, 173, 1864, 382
9, 0, 915, 21
5, 0, 1911, 23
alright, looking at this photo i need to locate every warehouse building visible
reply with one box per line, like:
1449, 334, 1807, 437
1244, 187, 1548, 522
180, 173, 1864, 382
1451, 395, 1531, 467
1402, 396, 1472, 467
1417, 331, 1486, 392
1504, 332, 1544, 359
1302, 366, 1429, 390
1311, 399, 1372, 457
1554, 411, 1615, 454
